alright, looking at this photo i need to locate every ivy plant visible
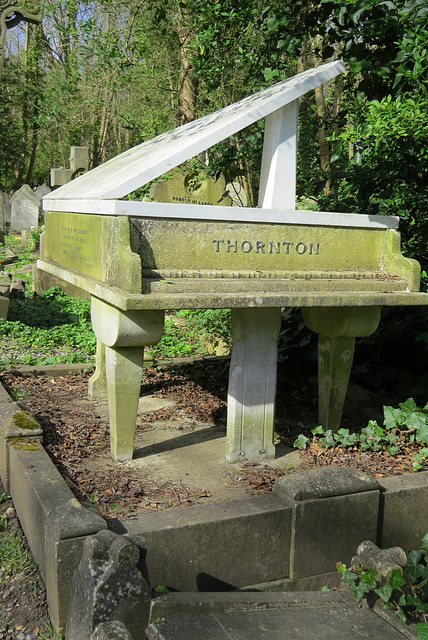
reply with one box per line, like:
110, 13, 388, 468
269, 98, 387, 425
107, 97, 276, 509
294, 398, 428, 471
337, 533, 428, 638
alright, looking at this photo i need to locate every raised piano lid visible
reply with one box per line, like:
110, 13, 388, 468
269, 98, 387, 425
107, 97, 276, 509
42, 60, 399, 231
44, 62, 345, 202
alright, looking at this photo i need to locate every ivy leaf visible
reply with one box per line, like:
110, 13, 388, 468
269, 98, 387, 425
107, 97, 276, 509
383, 405, 402, 429
293, 434, 309, 449
417, 623, 428, 640
361, 568, 378, 587
406, 550, 424, 579
350, 581, 370, 601
375, 583, 393, 602
420, 533, 428, 551
389, 568, 406, 589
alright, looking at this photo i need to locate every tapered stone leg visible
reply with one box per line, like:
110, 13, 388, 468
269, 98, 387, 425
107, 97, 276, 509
318, 335, 355, 431
226, 308, 281, 462
302, 306, 382, 433
88, 339, 107, 401
105, 344, 144, 461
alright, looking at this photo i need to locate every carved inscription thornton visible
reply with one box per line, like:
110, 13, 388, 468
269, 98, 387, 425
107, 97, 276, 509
212, 239, 320, 255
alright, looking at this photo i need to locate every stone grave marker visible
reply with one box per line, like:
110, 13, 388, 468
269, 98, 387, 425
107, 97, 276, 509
10, 184, 40, 232
34, 184, 51, 200
50, 146, 90, 188
226, 181, 248, 207
149, 168, 232, 206
39, 60, 428, 464
0, 190, 10, 229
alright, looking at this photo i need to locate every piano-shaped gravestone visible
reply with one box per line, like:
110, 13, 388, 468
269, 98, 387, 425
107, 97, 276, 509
39, 61, 428, 461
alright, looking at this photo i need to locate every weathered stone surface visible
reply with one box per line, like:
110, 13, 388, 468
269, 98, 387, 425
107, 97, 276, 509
274, 466, 380, 501
274, 468, 380, 580
378, 471, 428, 550
146, 592, 411, 640
0, 403, 43, 491
116, 494, 291, 591
69, 146, 90, 175
66, 530, 151, 640
0, 190, 11, 228
226, 307, 281, 461
91, 621, 133, 640
149, 168, 232, 207
34, 184, 51, 200
10, 184, 40, 232
351, 540, 407, 584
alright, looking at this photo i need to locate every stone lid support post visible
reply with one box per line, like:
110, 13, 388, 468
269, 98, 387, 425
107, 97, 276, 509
226, 101, 298, 461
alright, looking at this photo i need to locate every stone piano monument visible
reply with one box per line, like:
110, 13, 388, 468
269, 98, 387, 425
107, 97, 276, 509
38, 61, 428, 462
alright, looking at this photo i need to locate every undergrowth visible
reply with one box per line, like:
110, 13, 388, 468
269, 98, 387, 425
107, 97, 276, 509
294, 398, 428, 471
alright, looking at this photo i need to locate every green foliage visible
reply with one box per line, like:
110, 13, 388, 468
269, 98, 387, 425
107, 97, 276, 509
148, 309, 231, 360
294, 398, 428, 470
338, 534, 428, 636
0, 287, 96, 367
322, 93, 428, 273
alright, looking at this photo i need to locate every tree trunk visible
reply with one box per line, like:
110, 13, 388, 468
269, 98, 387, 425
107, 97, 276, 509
177, 3, 198, 125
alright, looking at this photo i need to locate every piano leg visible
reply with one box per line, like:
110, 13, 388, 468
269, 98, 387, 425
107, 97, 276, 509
226, 307, 281, 462
318, 335, 356, 432
105, 344, 144, 460
90, 297, 165, 460
88, 339, 107, 400
302, 306, 381, 432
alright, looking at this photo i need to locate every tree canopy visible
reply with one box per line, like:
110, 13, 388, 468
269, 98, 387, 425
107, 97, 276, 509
1, 0, 427, 269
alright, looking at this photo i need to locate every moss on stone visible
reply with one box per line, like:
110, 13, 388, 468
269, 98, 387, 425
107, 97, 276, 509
12, 411, 41, 431
9, 437, 41, 451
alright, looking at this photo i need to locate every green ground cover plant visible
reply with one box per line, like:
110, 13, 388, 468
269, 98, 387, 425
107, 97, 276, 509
337, 533, 428, 639
294, 398, 428, 471
0, 288, 96, 367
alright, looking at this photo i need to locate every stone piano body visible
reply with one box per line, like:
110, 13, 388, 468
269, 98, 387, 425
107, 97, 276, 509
38, 61, 428, 461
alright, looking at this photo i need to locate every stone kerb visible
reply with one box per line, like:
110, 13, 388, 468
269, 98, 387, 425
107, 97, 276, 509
274, 467, 381, 580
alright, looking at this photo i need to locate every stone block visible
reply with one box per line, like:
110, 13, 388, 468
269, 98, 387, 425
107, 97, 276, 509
274, 467, 380, 579
117, 494, 292, 591
0, 403, 43, 491
8, 443, 106, 631
91, 621, 134, 640
378, 472, 428, 550
66, 530, 151, 640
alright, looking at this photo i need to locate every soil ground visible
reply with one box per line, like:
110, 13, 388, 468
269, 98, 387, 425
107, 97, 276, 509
0, 357, 427, 634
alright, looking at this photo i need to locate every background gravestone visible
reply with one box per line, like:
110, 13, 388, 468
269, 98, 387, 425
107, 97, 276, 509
10, 184, 40, 232
0, 190, 10, 229
34, 184, 51, 200
150, 168, 232, 206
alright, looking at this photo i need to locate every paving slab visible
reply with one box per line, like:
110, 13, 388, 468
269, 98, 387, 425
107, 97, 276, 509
146, 592, 413, 640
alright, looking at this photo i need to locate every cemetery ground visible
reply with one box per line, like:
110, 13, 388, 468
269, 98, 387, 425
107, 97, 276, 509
2, 234, 428, 636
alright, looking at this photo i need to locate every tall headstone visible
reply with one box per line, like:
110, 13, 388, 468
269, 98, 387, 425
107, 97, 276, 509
69, 146, 90, 176
50, 167, 73, 188
50, 146, 91, 188
149, 167, 232, 206
10, 184, 40, 232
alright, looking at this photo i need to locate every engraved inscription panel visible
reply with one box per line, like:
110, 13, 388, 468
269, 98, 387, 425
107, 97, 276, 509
43, 211, 104, 280
131, 219, 386, 273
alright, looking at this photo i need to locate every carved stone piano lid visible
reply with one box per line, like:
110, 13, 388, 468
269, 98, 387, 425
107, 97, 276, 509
42, 59, 397, 230
45, 61, 345, 202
